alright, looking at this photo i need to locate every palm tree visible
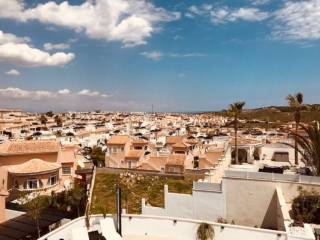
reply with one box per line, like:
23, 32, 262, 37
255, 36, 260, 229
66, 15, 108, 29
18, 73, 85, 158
24, 194, 49, 238
286, 123, 320, 176
228, 101, 245, 164
196, 223, 214, 240
287, 92, 304, 165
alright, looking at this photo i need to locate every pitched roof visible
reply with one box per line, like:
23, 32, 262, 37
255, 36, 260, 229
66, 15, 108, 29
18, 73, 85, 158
132, 138, 148, 145
167, 154, 185, 166
166, 136, 184, 145
125, 150, 144, 159
107, 135, 129, 145
57, 147, 76, 163
0, 140, 60, 156
149, 156, 168, 169
8, 158, 60, 175
172, 142, 189, 149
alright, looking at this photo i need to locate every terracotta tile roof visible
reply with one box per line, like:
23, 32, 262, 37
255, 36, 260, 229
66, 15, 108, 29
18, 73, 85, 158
8, 158, 60, 175
0, 140, 60, 156
149, 156, 168, 169
125, 150, 144, 159
172, 142, 189, 149
132, 138, 148, 145
107, 135, 129, 145
166, 154, 185, 166
204, 151, 224, 164
166, 136, 184, 145
137, 162, 158, 171
58, 147, 76, 163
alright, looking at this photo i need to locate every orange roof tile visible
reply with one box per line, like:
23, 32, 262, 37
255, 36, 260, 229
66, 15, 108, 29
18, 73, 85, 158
0, 140, 60, 156
8, 158, 60, 175
107, 135, 129, 145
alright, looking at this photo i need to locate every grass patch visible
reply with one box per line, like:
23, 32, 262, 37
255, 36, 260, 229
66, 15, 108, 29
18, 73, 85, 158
91, 173, 193, 214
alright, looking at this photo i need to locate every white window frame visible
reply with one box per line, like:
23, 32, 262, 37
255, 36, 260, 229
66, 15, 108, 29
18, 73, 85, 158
25, 179, 39, 190
48, 175, 58, 186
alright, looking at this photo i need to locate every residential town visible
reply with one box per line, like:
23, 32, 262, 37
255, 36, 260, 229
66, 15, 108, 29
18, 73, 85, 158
0, 98, 319, 240
1, 0, 320, 239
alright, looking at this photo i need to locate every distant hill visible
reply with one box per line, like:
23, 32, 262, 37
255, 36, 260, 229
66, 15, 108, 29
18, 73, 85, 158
213, 104, 320, 124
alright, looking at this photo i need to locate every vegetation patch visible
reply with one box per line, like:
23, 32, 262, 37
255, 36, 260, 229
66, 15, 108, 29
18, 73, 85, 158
291, 188, 320, 224
91, 172, 193, 214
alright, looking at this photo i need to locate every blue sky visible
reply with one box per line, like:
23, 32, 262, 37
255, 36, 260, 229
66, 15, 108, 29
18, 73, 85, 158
0, 0, 319, 112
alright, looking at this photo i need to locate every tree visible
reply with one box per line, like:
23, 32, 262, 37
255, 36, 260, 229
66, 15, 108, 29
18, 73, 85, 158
66, 183, 86, 217
90, 146, 105, 167
197, 223, 214, 240
286, 123, 320, 176
45, 111, 54, 117
23, 194, 49, 238
287, 92, 304, 165
40, 115, 48, 125
227, 101, 245, 164
54, 115, 63, 127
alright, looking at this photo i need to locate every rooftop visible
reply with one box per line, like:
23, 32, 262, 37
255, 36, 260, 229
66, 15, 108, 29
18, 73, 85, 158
0, 140, 60, 156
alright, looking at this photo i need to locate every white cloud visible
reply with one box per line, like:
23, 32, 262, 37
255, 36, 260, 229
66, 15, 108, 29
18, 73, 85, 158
0, 87, 56, 99
250, 0, 271, 5
58, 88, 71, 95
0, 0, 180, 47
186, 4, 269, 24
43, 42, 70, 51
5, 69, 21, 76
141, 51, 206, 60
140, 51, 163, 60
211, 7, 269, 24
0, 42, 75, 67
0, 30, 30, 44
78, 89, 108, 98
0, 87, 108, 100
272, 0, 320, 41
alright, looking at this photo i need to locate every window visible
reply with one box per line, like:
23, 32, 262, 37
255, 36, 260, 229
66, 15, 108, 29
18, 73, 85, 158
48, 175, 57, 186
24, 179, 39, 190
14, 180, 19, 189
273, 152, 289, 162
62, 166, 71, 175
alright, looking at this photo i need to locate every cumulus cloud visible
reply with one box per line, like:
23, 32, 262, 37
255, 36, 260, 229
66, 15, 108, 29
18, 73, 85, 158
186, 4, 269, 24
0, 30, 30, 44
43, 42, 70, 51
0, 30, 75, 67
0, 0, 180, 47
78, 89, 108, 98
0, 42, 75, 67
272, 0, 320, 41
0, 87, 56, 99
0, 87, 108, 100
5, 69, 21, 76
140, 51, 206, 60
58, 88, 71, 95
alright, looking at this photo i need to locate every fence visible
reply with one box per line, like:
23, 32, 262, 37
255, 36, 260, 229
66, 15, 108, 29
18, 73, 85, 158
225, 170, 320, 185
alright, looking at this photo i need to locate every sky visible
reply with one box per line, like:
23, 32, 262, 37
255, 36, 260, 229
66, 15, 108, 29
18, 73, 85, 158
0, 0, 320, 112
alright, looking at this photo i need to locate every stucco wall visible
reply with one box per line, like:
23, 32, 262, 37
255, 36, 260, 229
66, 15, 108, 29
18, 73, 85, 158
142, 183, 225, 221
224, 176, 320, 227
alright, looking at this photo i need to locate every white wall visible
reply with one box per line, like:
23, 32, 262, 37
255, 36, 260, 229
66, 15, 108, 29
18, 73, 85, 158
142, 183, 225, 222
40, 215, 288, 240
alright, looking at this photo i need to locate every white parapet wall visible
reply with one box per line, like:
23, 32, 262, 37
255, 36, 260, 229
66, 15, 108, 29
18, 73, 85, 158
142, 183, 225, 221
39, 214, 288, 240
